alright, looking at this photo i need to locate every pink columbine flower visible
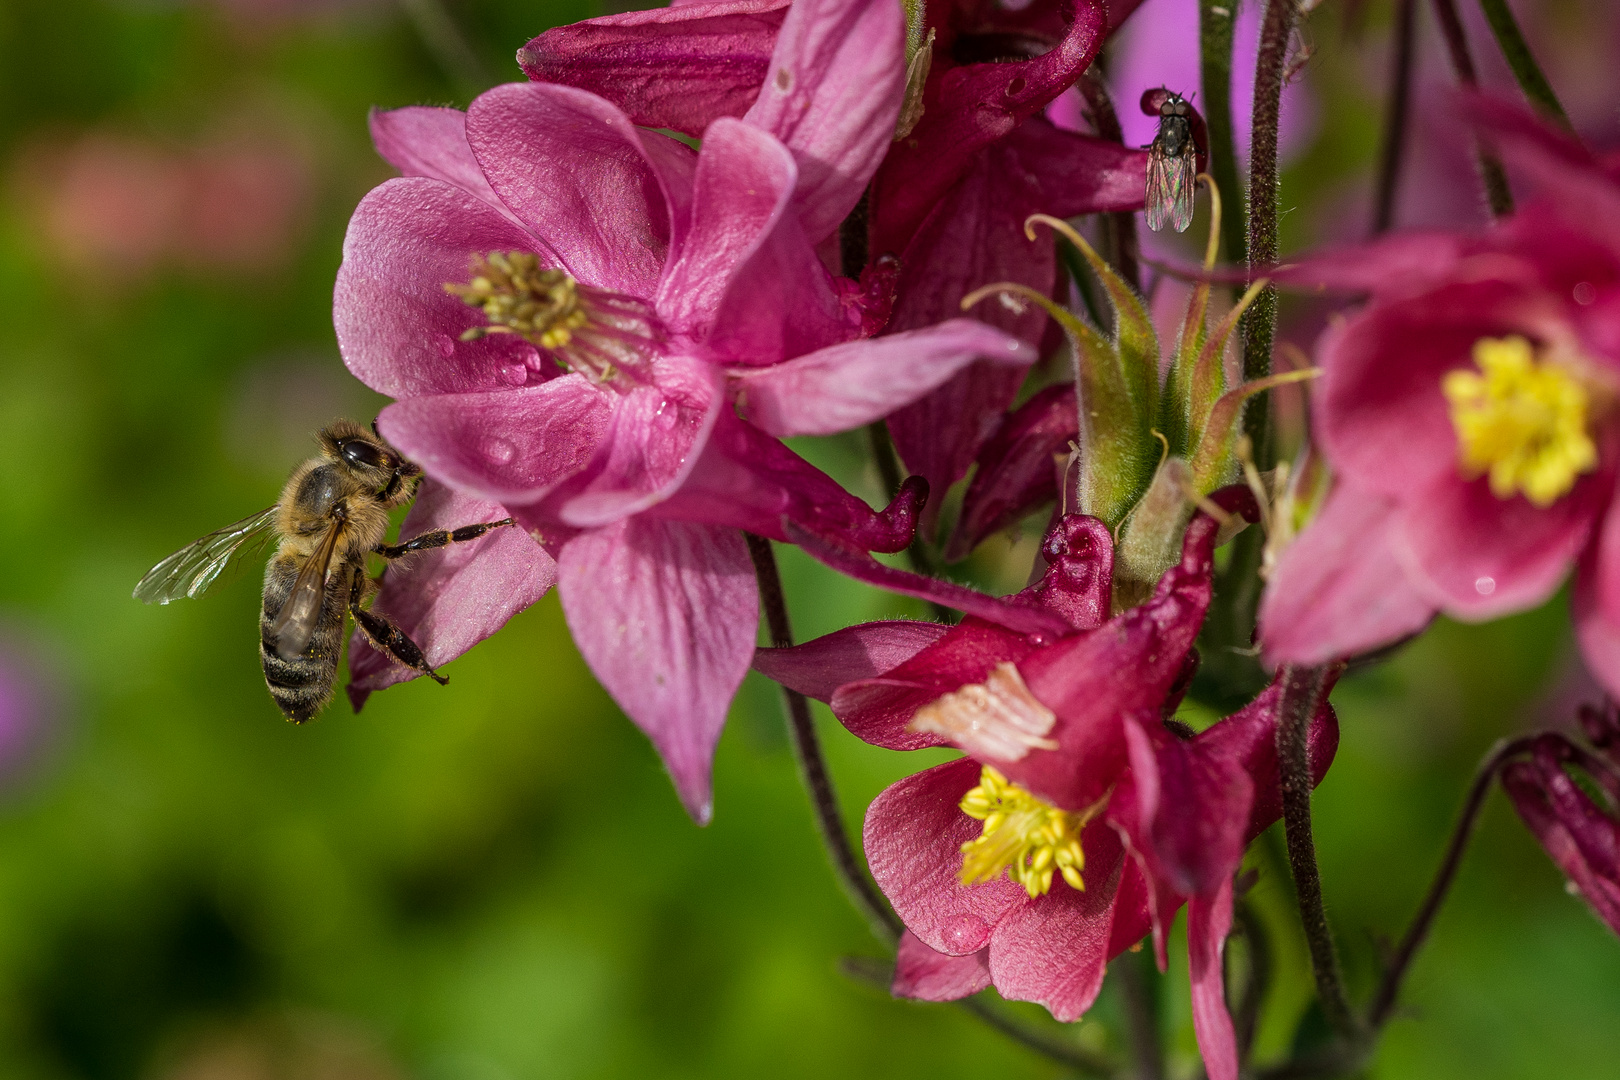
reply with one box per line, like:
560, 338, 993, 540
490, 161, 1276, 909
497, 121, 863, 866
335, 0, 1037, 823
519, 0, 1151, 514
756, 497, 1337, 1080
1260, 97, 1620, 694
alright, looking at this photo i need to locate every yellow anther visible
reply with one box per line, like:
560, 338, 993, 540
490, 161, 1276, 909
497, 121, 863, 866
1443, 336, 1598, 507
444, 252, 588, 349
958, 766, 1095, 898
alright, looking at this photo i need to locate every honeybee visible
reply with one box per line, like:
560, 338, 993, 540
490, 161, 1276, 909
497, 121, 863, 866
134, 421, 513, 721
1146, 91, 1198, 234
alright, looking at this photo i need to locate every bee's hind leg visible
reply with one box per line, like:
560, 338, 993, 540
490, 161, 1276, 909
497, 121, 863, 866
374, 517, 515, 559
346, 567, 449, 686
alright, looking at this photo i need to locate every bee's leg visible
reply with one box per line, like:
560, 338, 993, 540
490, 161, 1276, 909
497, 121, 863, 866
374, 518, 515, 560
346, 567, 449, 686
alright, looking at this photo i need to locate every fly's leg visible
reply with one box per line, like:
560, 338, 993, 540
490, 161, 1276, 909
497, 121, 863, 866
374, 518, 515, 559
347, 566, 449, 685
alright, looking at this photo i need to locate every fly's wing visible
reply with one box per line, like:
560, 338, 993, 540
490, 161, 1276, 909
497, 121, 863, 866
133, 506, 280, 604
269, 522, 345, 661
1144, 143, 1198, 233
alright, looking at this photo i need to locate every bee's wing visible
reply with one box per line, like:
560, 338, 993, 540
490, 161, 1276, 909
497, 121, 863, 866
1144, 144, 1198, 234
133, 506, 280, 605
268, 521, 346, 661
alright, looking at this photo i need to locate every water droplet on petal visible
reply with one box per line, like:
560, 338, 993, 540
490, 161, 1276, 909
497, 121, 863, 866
1475, 576, 1496, 596
482, 436, 516, 465
436, 334, 457, 359
500, 362, 527, 386
943, 914, 989, 952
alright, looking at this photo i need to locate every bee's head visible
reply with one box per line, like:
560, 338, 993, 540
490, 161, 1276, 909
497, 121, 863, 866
319, 420, 419, 492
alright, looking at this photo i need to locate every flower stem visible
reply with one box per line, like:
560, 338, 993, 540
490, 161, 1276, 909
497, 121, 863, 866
1114, 949, 1165, 1080
1274, 664, 1359, 1042
745, 533, 904, 946
1474, 0, 1570, 128
1429, 0, 1514, 218
1364, 735, 1535, 1028
396, 0, 490, 99
1239, 0, 1298, 466
1199, 0, 1245, 266
1371, 0, 1417, 234
955, 998, 1117, 1077
1232, 896, 1274, 1065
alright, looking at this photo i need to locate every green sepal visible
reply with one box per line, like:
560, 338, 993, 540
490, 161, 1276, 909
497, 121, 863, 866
1113, 454, 1196, 612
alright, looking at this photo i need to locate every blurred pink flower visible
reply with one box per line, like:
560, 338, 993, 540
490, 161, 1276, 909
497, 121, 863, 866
1260, 99, 1620, 696
756, 496, 1337, 1080
338, 0, 1039, 822
17, 127, 313, 278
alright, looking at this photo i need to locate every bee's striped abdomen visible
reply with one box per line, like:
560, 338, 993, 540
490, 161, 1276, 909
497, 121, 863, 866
259, 553, 350, 723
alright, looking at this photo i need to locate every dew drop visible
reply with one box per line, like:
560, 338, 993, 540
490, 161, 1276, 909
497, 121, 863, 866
500, 362, 527, 386
436, 334, 458, 359
943, 914, 989, 952
1474, 575, 1496, 596
1574, 281, 1597, 306
482, 436, 517, 465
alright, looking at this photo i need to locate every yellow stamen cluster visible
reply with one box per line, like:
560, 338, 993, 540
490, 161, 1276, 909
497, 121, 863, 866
1443, 335, 1598, 507
444, 251, 590, 350
959, 766, 1091, 898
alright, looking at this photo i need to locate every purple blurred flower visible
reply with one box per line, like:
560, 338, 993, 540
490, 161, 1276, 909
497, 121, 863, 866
336, 0, 1036, 822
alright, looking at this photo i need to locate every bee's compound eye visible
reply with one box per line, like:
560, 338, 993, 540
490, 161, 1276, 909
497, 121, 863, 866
339, 439, 387, 470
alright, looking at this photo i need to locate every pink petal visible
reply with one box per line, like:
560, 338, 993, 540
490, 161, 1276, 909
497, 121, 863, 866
466, 82, 689, 298
1316, 278, 1549, 498
517, 0, 788, 136
1187, 879, 1239, 1080
368, 106, 506, 213
734, 319, 1035, 437
1394, 464, 1608, 620
985, 820, 1125, 1022
864, 758, 1030, 955
1004, 117, 1149, 218
547, 355, 724, 529
334, 177, 555, 398
1260, 482, 1436, 667
1120, 717, 1251, 898
740, 0, 905, 244
751, 620, 951, 703
375, 375, 613, 505
786, 522, 1073, 639
656, 118, 854, 362
1502, 752, 1620, 934
830, 619, 1040, 751
347, 480, 555, 705
1575, 496, 1620, 699
659, 408, 926, 551
892, 932, 992, 1002
948, 384, 1078, 561
556, 518, 758, 824
1277, 231, 1479, 299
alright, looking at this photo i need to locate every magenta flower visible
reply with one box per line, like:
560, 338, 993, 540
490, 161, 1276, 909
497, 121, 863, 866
519, 0, 1151, 512
1502, 727, 1620, 936
1261, 97, 1620, 693
756, 497, 1337, 1079
335, 0, 1036, 822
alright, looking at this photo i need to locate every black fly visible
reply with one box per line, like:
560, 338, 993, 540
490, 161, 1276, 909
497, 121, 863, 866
1145, 92, 1198, 233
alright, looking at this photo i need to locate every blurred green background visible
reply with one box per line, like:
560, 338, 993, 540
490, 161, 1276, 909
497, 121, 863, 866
0, 0, 1616, 1077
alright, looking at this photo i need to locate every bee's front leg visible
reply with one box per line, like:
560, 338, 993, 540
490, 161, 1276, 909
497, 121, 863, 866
346, 566, 449, 685
374, 517, 515, 560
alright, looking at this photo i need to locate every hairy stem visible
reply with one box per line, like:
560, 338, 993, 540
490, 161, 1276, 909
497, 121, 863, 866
1274, 664, 1359, 1041
1475, 0, 1570, 127
1371, 0, 1416, 234
1200, 0, 1245, 265
746, 533, 903, 945
1430, 0, 1514, 218
397, 0, 489, 98
1239, 0, 1299, 465
1365, 736, 1536, 1028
